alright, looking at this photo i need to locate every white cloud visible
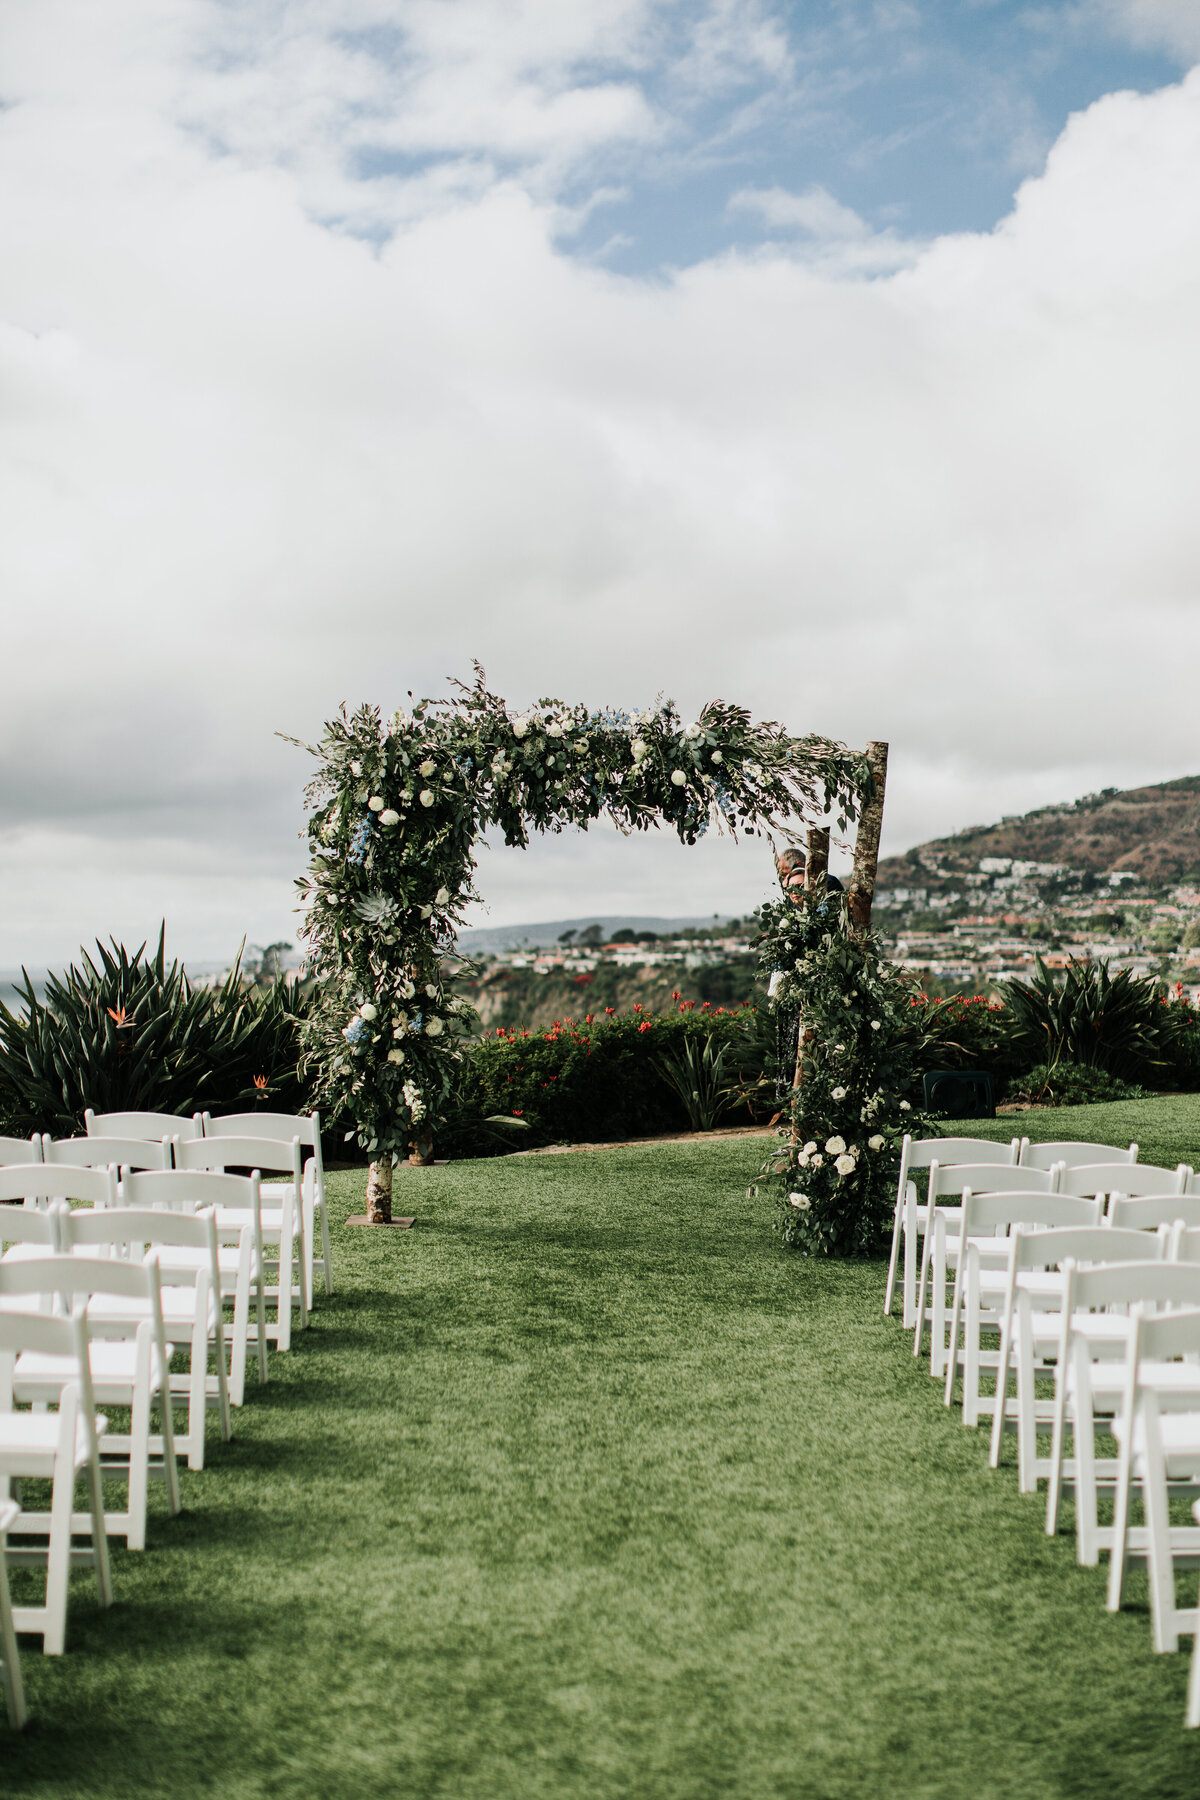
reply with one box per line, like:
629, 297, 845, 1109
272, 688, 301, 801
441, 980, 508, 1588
2, 8, 1200, 962
1088, 0, 1200, 62
727, 182, 921, 270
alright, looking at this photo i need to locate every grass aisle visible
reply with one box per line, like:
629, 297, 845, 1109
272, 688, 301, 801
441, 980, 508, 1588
6, 1130, 1200, 1798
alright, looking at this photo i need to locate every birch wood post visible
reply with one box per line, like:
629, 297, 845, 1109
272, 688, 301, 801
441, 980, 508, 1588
848, 741, 889, 936
365, 1158, 393, 1224
788, 826, 831, 1142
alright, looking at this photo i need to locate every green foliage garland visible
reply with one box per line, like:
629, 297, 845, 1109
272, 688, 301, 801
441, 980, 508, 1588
289, 667, 868, 1160
757, 890, 933, 1255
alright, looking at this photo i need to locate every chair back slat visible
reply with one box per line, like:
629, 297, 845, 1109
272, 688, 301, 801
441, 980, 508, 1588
85, 1109, 201, 1140
203, 1111, 318, 1148
903, 1136, 1019, 1173
1020, 1140, 1137, 1171
0, 1135, 42, 1167
42, 1135, 172, 1172
1058, 1162, 1188, 1198
1108, 1194, 1200, 1231
175, 1136, 301, 1181
0, 1164, 116, 1210
1009, 1222, 1150, 1272
959, 1191, 1101, 1236
1067, 1258, 1200, 1312
929, 1163, 1055, 1199
119, 1168, 257, 1212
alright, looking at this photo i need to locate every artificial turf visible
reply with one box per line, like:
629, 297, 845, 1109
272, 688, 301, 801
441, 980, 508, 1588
5, 1113, 1200, 1799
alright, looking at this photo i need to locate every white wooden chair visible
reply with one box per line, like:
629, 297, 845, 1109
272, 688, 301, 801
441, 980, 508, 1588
1058, 1162, 1190, 1198
0, 1303, 112, 1655
1, 1255, 181, 1551
0, 1496, 26, 1727
42, 1135, 172, 1173
120, 1169, 267, 1407
85, 1109, 201, 1141
1019, 1140, 1138, 1171
0, 1163, 115, 1214
0, 1203, 65, 1309
914, 1164, 1057, 1377
174, 1138, 305, 1345
63, 1208, 231, 1471
1108, 1307, 1200, 1653
1046, 1264, 1200, 1575
986, 1223, 1163, 1491
884, 1135, 1020, 1327
942, 1194, 1106, 1426
204, 1112, 332, 1299
0, 1136, 42, 1166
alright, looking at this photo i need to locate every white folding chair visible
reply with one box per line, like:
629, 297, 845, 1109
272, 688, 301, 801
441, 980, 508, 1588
42, 1135, 172, 1173
884, 1135, 1020, 1326
204, 1111, 332, 1300
85, 1109, 201, 1141
1059, 1162, 1190, 1198
1108, 1307, 1200, 1653
63, 1207, 231, 1471
174, 1138, 305, 1345
120, 1169, 267, 1407
0, 1164, 116, 1214
0, 1496, 26, 1727
0, 1202, 65, 1308
0, 1255, 181, 1551
0, 1136, 42, 1167
914, 1164, 1057, 1377
1048, 1266, 1200, 1580
0, 1304, 112, 1655
1020, 1140, 1138, 1171
987, 1221, 1160, 1488
942, 1194, 1106, 1425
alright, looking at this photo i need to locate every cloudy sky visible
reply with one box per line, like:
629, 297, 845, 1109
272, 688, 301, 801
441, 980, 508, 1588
3, 0, 1200, 968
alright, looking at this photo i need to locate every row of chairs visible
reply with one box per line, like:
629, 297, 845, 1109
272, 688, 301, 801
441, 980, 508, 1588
887, 1132, 1200, 1729
0, 1109, 333, 1729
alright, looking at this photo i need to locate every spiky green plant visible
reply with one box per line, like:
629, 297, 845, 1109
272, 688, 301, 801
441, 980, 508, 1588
1000, 957, 1177, 1083
0, 928, 310, 1137
653, 1032, 735, 1132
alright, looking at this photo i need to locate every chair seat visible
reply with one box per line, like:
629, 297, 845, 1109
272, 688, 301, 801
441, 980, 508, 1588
156, 1245, 260, 1281
213, 1206, 288, 1234
0, 1409, 106, 1468
1115, 1409, 1200, 1460
87, 1290, 217, 1332
1081, 1360, 1200, 1402
14, 1341, 172, 1402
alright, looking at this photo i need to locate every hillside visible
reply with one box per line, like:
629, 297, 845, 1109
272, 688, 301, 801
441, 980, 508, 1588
879, 775, 1200, 889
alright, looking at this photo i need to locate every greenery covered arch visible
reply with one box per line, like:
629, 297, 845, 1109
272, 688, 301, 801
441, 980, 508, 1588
292, 668, 870, 1217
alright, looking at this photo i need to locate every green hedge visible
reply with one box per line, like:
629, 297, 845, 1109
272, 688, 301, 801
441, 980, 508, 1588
440, 1002, 768, 1157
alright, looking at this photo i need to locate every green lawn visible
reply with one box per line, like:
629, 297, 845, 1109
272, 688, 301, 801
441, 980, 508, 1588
6, 1112, 1200, 1798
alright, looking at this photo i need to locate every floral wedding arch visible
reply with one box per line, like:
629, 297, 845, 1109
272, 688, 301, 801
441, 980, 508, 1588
289, 668, 872, 1220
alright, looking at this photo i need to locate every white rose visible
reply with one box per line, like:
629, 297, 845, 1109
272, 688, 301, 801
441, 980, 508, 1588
899, 1100, 912, 1111
368, 796, 384, 812
803, 1142, 817, 1155
419, 759, 436, 777
424, 1017, 444, 1037
810, 1154, 824, 1168
870, 1020, 881, 1031
825, 1136, 846, 1155
419, 790, 434, 807
831, 1086, 846, 1100
710, 750, 723, 764
868, 1135, 885, 1150
789, 1193, 811, 1211
359, 1003, 378, 1022
836, 1154, 857, 1177
631, 739, 647, 761
683, 722, 701, 740
545, 721, 562, 738
435, 887, 450, 906
387, 1048, 405, 1065
324, 894, 338, 906
670, 770, 687, 786
512, 717, 529, 738
379, 809, 399, 826
400, 980, 416, 999
426, 983, 439, 998
795, 1151, 810, 1167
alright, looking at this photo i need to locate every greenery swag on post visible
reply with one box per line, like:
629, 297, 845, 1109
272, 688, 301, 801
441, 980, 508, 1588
759, 741, 935, 1255
288, 667, 869, 1222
